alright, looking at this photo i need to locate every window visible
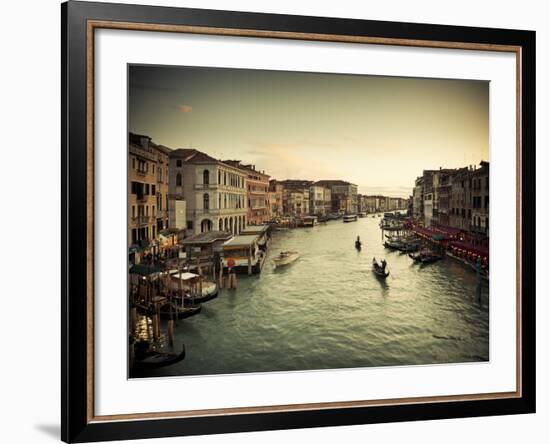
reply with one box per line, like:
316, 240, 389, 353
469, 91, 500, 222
176, 159, 182, 167
203, 193, 209, 210
484, 195, 489, 209
187, 220, 193, 230
132, 158, 135, 169
203, 169, 210, 185
152, 184, 156, 195
152, 164, 155, 174
176, 173, 182, 187
145, 184, 150, 195
132, 206, 135, 218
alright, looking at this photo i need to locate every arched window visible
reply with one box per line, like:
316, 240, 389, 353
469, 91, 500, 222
176, 173, 182, 187
203, 193, 209, 210
203, 169, 210, 185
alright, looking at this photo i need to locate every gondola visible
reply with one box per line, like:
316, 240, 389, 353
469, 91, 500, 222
136, 301, 202, 320
408, 251, 443, 264
372, 258, 390, 278
355, 240, 362, 250
132, 343, 186, 371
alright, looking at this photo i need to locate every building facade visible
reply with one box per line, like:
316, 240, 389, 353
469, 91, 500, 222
449, 167, 472, 230
471, 161, 489, 235
224, 161, 271, 225
412, 162, 489, 240
168, 149, 248, 235
313, 180, 358, 214
268, 180, 284, 219
437, 171, 452, 226
278, 180, 313, 217
309, 185, 331, 216
128, 133, 170, 249
412, 176, 424, 220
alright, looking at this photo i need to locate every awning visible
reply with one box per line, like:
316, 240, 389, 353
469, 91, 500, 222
449, 241, 489, 258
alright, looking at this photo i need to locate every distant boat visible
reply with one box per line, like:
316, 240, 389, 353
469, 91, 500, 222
355, 240, 362, 250
343, 214, 358, 223
273, 250, 300, 267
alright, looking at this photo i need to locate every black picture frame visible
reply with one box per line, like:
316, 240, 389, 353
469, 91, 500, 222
62, 1, 536, 442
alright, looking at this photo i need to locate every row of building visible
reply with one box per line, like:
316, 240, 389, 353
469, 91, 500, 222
128, 132, 407, 249
411, 161, 489, 236
357, 195, 409, 214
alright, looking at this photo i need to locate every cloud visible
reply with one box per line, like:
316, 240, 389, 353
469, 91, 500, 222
178, 104, 193, 113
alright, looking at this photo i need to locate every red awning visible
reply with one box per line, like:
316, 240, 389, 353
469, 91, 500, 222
449, 241, 489, 258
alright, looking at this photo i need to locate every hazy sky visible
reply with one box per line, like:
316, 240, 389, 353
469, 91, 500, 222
129, 65, 489, 197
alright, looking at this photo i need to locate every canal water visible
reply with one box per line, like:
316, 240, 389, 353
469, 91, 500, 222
140, 215, 489, 378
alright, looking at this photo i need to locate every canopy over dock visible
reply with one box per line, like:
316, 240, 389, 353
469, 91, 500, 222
240, 225, 270, 236
223, 235, 259, 251
181, 230, 233, 246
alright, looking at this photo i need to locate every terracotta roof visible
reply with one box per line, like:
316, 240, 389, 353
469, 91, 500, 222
169, 148, 219, 164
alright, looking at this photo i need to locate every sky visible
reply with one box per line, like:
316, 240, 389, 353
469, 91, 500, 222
129, 65, 489, 197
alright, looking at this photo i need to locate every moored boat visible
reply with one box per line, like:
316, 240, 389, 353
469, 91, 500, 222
135, 300, 202, 320
409, 250, 443, 264
132, 342, 186, 371
343, 214, 358, 223
167, 270, 219, 303
273, 250, 300, 267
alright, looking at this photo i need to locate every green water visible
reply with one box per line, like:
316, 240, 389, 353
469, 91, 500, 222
137, 216, 489, 377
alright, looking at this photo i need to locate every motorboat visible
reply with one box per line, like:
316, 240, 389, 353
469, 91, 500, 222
273, 250, 300, 267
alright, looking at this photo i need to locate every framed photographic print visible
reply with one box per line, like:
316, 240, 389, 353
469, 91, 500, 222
61, 1, 536, 442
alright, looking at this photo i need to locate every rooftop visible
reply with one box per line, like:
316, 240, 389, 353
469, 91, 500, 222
181, 230, 233, 245
223, 235, 259, 248
240, 225, 270, 235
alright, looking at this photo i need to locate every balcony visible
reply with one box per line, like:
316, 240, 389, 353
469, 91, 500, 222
194, 183, 214, 190
191, 208, 247, 217
131, 215, 152, 226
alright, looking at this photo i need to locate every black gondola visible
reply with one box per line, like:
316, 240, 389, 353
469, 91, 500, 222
372, 258, 390, 278
132, 343, 186, 371
136, 301, 202, 320
408, 251, 443, 264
